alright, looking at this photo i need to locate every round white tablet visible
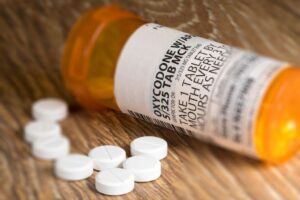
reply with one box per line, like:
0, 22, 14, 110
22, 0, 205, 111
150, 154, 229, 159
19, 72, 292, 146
88, 145, 126, 171
95, 168, 134, 195
32, 135, 70, 160
32, 98, 68, 122
55, 154, 93, 181
122, 155, 161, 182
24, 121, 61, 143
130, 136, 168, 160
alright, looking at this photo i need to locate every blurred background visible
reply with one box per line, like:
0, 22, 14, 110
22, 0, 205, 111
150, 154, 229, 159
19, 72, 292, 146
1, 0, 300, 199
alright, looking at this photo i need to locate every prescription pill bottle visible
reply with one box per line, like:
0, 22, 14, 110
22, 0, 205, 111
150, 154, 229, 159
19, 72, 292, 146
62, 5, 300, 163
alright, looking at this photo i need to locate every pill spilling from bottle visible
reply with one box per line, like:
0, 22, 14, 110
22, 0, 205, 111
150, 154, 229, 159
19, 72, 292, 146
24, 98, 168, 196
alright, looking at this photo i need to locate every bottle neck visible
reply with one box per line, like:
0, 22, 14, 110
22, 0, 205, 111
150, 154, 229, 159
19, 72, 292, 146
62, 5, 144, 110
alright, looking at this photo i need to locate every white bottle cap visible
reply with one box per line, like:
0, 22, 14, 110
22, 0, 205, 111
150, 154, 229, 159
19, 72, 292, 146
130, 136, 168, 160
24, 121, 61, 143
32, 98, 68, 122
88, 145, 126, 171
123, 155, 161, 182
32, 136, 70, 160
95, 168, 134, 195
55, 154, 93, 181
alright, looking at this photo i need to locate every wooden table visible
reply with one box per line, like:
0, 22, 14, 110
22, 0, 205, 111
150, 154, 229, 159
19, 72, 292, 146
1, 0, 300, 199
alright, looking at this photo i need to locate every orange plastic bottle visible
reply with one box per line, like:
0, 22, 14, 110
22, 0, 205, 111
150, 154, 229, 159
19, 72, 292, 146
62, 5, 300, 163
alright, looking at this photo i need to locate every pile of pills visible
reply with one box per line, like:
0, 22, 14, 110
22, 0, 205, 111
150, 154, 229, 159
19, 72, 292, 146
25, 98, 70, 160
24, 98, 168, 196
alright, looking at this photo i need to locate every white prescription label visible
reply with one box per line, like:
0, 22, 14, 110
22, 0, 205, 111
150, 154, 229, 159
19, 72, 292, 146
114, 23, 288, 157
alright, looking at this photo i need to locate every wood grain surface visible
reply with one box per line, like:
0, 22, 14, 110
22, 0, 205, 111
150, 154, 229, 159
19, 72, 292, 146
1, 0, 300, 199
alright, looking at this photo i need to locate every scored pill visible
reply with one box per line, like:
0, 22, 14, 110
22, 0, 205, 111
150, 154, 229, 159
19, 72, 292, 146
32, 98, 68, 122
130, 136, 168, 160
55, 154, 94, 181
24, 121, 61, 143
32, 135, 70, 160
123, 155, 161, 182
95, 168, 134, 195
88, 145, 126, 171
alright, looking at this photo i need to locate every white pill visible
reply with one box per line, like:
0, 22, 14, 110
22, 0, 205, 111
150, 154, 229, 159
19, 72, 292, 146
88, 145, 126, 171
95, 168, 134, 195
32, 135, 70, 160
55, 154, 93, 181
123, 155, 161, 182
24, 121, 61, 143
130, 136, 168, 160
32, 98, 68, 122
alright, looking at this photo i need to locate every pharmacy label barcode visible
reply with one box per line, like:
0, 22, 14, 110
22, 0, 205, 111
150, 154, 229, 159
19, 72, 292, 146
128, 110, 193, 136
